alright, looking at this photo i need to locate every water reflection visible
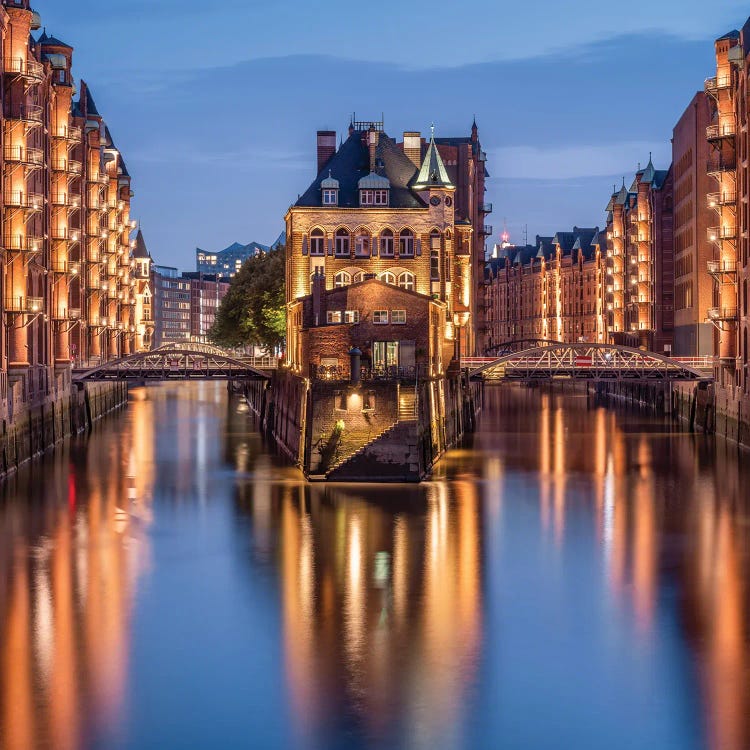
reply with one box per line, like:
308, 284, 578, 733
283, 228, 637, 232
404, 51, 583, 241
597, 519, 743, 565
0, 383, 748, 749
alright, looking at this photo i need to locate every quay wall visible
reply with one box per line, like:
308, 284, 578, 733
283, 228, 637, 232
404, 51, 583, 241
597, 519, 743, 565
0, 377, 128, 479
248, 369, 478, 482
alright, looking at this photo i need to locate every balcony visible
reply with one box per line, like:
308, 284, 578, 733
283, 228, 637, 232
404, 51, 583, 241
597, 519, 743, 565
3, 57, 44, 83
87, 173, 108, 185
51, 227, 81, 242
50, 157, 82, 175
479, 202, 493, 214
4, 190, 42, 211
6, 104, 43, 125
707, 192, 736, 208
707, 156, 736, 175
707, 260, 738, 280
68, 308, 82, 320
52, 125, 82, 142
707, 226, 737, 242
4, 233, 43, 252
5, 295, 43, 314
4, 144, 43, 166
479, 225, 493, 236
705, 75, 732, 95
707, 306, 738, 321
707, 122, 736, 141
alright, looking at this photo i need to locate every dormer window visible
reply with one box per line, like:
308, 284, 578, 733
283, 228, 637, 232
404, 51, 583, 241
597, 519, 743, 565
321, 171, 339, 205
358, 172, 390, 207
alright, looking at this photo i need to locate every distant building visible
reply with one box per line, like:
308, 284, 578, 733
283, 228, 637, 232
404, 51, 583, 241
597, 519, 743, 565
132, 231, 155, 351
181, 272, 231, 342
152, 266, 191, 347
196, 241, 269, 279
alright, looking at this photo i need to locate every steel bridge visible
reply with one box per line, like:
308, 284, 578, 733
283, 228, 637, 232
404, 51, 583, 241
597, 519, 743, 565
72, 343, 270, 382
467, 343, 713, 383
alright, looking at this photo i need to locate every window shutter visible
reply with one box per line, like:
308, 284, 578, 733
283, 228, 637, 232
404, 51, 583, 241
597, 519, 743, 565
301, 235, 308, 256
372, 235, 379, 258
327, 238, 333, 256
416, 238, 422, 256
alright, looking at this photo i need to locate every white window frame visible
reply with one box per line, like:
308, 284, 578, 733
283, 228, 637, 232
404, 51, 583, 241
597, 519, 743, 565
380, 231, 394, 257
334, 272, 351, 288
380, 271, 396, 285
399, 230, 415, 257
391, 310, 406, 324
354, 233, 370, 257
398, 272, 415, 291
322, 189, 338, 205
334, 230, 350, 256
373, 310, 389, 324
326, 310, 342, 324
344, 310, 360, 323
310, 230, 325, 256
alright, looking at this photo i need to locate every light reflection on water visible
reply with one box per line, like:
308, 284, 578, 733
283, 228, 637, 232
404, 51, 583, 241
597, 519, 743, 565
0, 382, 748, 749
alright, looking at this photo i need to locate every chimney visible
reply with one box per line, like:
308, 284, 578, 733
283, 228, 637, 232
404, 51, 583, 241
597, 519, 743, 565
403, 131, 422, 168
316, 131, 336, 174
312, 267, 325, 326
367, 127, 379, 173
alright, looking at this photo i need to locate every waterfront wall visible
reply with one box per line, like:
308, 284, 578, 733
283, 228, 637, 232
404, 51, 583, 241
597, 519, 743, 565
252, 369, 478, 482
0, 379, 128, 479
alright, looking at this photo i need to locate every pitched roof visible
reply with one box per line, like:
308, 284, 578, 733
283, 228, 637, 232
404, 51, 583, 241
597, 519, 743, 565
536, 235, 555, 260
132, 230, 151, 259
37, 30, 72, 49
412, 131, 455, 190
571, 227, 599, 261
717, 30, 740, 41
295, 130, 425, 209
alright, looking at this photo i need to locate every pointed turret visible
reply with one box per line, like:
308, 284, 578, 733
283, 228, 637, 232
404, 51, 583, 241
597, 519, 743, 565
132, 230, 151, 260
412, 127, 455, 190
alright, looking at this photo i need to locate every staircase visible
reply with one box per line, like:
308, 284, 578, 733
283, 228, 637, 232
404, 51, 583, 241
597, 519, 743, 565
325, 421, 401, 476
398, 389, 417, 421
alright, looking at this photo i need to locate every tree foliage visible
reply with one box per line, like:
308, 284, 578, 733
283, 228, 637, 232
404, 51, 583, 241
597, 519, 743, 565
208, 246, 286, 352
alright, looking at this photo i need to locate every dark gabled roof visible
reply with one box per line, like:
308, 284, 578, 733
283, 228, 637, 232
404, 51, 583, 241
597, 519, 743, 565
295, 130, 425, 209
571, 227, 599, 262
132, 230, 151, 259
512, 245, 537, 267
718, 30, 740, 41
552, 231, 577, 254
535, 235, 555, 260
37, 30, 72, 49
652, 169, 670, 190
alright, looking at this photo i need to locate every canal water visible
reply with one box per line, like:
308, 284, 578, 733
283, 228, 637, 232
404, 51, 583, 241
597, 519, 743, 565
0, 382, 749, 750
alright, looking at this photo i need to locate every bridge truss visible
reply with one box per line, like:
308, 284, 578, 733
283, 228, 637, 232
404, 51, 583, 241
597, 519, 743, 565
470, 343, 712, 383
73, 344, 270, 382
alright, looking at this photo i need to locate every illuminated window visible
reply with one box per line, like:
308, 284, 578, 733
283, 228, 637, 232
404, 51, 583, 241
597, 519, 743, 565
399, 229, 414, 257
355, 231, 370, 257
380, 229, 394, 256
392, 310, 406, 324
380, 271, 396, 285
398, 272, 415, 291
310, 228, 325, 256
335, 229, 350, 256
360, 189, 388, 206
334, 271, 351, 288
326, 310, 342, 323
344, 310, 360, 323
373, 310, 388, 324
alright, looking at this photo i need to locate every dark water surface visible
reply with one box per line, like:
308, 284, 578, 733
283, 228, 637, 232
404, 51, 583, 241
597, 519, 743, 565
1, 382, 749, 750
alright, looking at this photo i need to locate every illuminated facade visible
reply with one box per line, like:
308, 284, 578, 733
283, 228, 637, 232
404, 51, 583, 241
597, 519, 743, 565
285, 119, 489, 376
0, 0, 138, 401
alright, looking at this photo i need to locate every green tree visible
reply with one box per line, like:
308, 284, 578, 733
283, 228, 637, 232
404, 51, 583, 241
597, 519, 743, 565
209, 246, 286, 352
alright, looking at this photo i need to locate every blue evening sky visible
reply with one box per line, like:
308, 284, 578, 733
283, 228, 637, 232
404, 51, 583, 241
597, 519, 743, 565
35, 0, 748, 267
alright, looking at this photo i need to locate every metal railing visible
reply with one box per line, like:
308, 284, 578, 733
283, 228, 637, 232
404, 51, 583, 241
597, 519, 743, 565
707, 156, 736, 173
4, 234, 43, 252
4, 190, 43, 210
311, 364, 428, 382
52, 125, 82, 141
50, 157, 82, 175
707, 260, 737, 274
4, 295, 43, 313
707, 192, 736, 208
707, 226, 737, 241
4, 144, 43, 166
7, 104, 43, 123
3, 57, 44, 81
480, 225, 493, 236
707, 307, 738, 321
706, 123, 736, 140
479, 202, 493, 214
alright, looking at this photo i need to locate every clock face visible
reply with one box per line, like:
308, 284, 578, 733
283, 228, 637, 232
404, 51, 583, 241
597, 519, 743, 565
430, 196, 441, 206
445, 196, 452, 206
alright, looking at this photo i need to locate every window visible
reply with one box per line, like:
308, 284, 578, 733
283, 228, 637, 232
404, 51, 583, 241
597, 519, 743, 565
352, 272, 365, 283
430, 230, 441, 281
380, 271, 396, 285
344, 310, 360, 323
398, 272, 415, 291
335, 228, 350, 256
326, 310, 342, 323
323, 189, 338, 205
392, 310, 406, 324
334, 271, 351, 288
355, 231, 370, 257
373, 310, 388, 324
399, 229, 414, 257
380, 229, 394, 256
310, 228, 325, 256
360, 189, 389, 206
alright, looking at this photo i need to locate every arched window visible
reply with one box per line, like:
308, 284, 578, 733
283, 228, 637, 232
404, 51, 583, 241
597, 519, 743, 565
380, 271, 396, 285
430, 229, 441, 281
334, 271, 351, 288
354, 230, 370, 257
335, 228, 350, 257
352, 271, 365, 283
310, 228, 325, 256
380, 229, 394, 257
398, 272, 415, 291
399, 229, 414, 257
